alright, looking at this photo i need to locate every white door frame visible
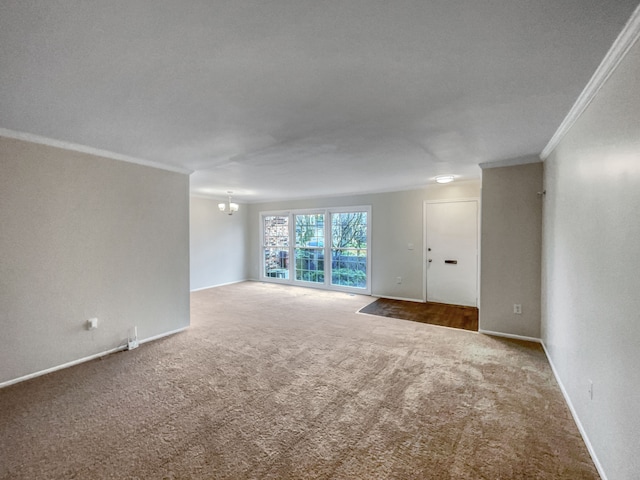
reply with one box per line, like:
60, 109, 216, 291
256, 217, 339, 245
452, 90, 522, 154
423, 198, 481, 306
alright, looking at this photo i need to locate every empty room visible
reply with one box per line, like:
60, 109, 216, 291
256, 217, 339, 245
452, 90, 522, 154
1, 1, 639, 479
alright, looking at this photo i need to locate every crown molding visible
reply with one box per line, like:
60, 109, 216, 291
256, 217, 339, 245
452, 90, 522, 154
0, 128, 193, 175
189, 192, 241, 203
479, 154, 541, 170
540, 5, 640, 160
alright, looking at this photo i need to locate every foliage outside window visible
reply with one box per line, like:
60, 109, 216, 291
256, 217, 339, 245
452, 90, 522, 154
261, 207, 370, 294
295, 214, 325, 284
331, 212, 367, 288
263, 215, 289, 279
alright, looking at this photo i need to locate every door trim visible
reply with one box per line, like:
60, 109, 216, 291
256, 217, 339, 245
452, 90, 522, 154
423, 198, 480, 306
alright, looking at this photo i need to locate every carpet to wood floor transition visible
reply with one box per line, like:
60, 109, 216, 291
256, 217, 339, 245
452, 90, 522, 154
358, 297, 479, 331
0, 282, 597, 479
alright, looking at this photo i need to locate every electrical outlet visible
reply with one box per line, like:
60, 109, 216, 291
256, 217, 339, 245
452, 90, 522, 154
87, 317, 98, 330
396, 276, 402, 284
513, 304, 522, 314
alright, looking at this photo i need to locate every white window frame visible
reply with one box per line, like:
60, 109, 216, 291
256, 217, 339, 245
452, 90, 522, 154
261, 211, 292, 284
260, 206, 372, 295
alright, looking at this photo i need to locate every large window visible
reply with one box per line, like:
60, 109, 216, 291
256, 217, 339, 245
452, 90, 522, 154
261, 207, 370, 294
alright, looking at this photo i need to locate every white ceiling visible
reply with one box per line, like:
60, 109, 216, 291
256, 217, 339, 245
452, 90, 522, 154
1, 1, 637, 202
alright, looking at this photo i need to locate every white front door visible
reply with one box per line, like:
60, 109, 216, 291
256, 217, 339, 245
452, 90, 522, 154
424, 200, 478, 307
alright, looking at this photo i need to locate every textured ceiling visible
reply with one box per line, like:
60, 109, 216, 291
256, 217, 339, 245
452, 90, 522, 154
1, 1, 637, 202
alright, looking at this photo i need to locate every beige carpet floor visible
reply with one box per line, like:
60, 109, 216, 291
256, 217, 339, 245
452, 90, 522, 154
1, 282, 597, 479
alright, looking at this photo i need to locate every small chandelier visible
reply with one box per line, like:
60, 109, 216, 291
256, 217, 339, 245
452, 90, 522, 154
218, 191, 239, 215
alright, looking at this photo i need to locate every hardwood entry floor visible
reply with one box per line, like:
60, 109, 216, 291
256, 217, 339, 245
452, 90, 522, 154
358, 298, 478, 331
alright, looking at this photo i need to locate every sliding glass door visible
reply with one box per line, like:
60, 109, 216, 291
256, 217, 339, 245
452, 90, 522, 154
261, 206, 370, 294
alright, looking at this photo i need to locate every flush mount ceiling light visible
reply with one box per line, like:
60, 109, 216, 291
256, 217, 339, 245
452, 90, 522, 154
218, 191, 239, 215
435, 175, 455, 184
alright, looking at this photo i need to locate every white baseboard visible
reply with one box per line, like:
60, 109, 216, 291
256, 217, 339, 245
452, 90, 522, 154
478, 329, 541, 343
480, 331, 606, 476
540, 341, 608, 480
374, 295, 425, 303
190, 279, 247, 292
0, 326, 189, 389
0, 345, 126, 389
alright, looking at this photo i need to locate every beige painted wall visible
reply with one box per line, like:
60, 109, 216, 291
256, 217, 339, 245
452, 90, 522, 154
480, 160, 542, 338
0, 137, 190, 384
247, 181, 481, 300
190, 196, 250, 290
542, 36, 640, 480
